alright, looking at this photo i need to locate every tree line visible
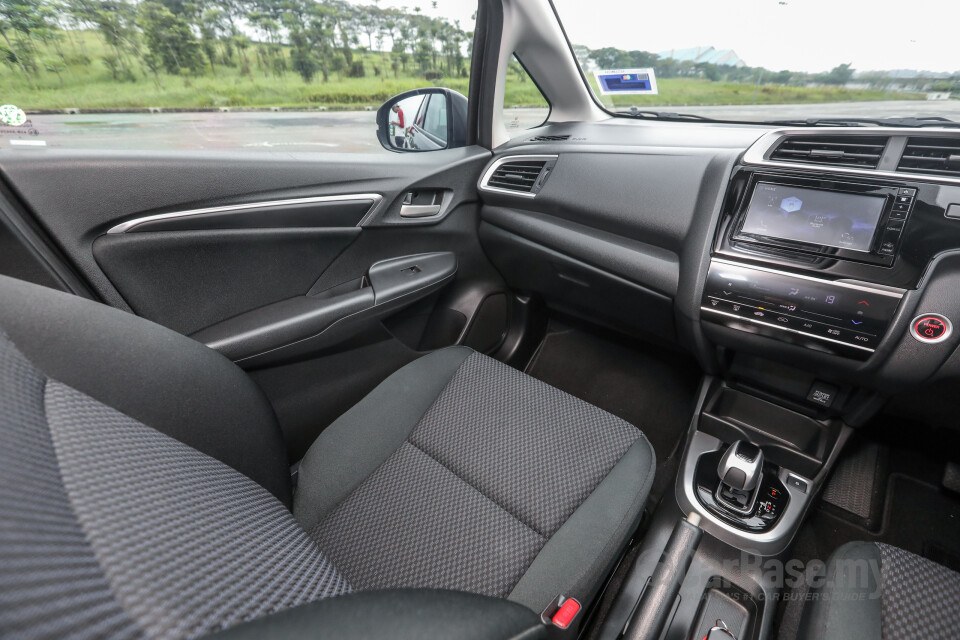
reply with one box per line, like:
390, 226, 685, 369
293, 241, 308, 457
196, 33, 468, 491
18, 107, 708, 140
580, 45, 959, 92
0, 0, 472, 88
581, 46, 860, 87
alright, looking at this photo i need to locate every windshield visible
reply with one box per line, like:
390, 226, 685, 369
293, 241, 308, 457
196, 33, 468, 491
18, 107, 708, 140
552, 0, 960, 125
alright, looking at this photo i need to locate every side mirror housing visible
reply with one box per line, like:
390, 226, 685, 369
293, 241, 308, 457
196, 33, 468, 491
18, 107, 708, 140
376, 88, 468, 152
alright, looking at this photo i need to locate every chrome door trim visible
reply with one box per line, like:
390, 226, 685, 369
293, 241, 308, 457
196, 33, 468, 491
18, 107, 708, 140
107, 193, 384, 234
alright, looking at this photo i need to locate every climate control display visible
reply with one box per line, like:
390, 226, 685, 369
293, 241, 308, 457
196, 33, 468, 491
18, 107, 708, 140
701, 259, 903, 358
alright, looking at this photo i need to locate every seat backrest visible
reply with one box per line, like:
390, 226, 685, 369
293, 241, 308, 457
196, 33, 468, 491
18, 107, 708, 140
0, 280, 352, 639
0, 275, 290, 503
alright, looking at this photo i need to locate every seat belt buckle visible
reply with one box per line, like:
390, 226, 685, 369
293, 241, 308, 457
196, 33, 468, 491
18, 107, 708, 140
540, 594, 581, 631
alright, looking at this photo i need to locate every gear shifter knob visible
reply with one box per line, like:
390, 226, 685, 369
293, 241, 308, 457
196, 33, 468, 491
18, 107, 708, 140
717, 441, 763, 492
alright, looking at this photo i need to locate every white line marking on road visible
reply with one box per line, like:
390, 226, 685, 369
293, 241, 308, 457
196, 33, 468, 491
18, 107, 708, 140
242, 141, 340, 148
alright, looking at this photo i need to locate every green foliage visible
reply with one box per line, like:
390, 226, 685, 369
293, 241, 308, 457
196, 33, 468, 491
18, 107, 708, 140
819, 63, 855, 86
585, 44, 956, 96
138, 1, 205, 74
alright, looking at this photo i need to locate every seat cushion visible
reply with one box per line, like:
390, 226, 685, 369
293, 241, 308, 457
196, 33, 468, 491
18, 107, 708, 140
800, 541, 960, 640
294, 347, 656, 612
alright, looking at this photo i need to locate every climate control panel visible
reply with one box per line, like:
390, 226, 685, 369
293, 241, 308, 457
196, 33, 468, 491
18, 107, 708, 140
701, 259, 903, 359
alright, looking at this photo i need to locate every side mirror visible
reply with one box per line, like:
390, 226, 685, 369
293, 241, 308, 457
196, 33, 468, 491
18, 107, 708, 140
376, 88, 468, 152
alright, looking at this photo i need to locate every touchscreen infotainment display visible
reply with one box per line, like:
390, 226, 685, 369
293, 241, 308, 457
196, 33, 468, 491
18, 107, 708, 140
740, 183, 886, 253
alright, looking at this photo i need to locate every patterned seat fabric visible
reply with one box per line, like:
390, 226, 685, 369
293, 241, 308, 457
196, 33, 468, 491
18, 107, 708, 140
0, 330, 646, 640
0, 332, 349, 640
875, 543, 960, 638
312, 352, 641, 597
803, 541, 960, 640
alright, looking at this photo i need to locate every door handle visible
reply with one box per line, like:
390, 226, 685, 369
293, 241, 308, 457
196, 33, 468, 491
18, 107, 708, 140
400, 203, 442, 218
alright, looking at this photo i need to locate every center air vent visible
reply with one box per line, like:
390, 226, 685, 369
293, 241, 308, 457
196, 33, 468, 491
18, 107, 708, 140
770, 135, 888, 169
482, 156, 557, 196
898, 137, 960, 178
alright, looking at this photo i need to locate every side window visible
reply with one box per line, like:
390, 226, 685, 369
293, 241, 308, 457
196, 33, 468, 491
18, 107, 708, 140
423, 95, 448, 142
0, 1, 478, 152
501, 54, 550, 135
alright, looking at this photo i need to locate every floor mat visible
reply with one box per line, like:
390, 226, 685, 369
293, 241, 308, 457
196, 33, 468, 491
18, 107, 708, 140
821, 440, 882, 520
524, 322, 701, 465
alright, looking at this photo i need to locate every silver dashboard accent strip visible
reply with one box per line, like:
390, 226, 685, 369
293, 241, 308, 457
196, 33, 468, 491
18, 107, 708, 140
107, 193, 384, 234
478, 154, 558, 199
700, 306, 875, 353
741, 127, 960, 186
710, 257, 906, 298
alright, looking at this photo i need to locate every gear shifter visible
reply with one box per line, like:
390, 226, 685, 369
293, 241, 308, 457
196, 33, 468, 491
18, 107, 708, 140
715, 441, 764, 515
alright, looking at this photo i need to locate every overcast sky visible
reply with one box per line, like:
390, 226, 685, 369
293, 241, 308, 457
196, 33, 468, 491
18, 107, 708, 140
385, 0, 958, 74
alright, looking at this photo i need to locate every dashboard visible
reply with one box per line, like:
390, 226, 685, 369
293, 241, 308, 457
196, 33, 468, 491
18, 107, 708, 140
477, 121, 960, 421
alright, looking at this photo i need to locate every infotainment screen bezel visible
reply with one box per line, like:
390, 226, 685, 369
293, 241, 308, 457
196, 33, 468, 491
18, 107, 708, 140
730, 173, 903, 267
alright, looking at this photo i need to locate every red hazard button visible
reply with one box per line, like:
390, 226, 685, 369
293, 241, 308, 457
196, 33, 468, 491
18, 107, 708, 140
912, 315, 950, 342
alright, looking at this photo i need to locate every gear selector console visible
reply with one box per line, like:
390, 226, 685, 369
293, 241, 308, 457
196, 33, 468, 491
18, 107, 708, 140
693, 444, 789, 533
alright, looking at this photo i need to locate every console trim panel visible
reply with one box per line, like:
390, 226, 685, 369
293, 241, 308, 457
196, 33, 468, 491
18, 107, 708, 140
702, 258, 905, 359
710, 258, 905, 298
676, 431, 813, 556
700, 306, 874, 353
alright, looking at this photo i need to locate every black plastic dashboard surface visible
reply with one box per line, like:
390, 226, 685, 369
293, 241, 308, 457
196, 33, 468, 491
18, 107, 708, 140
482, 121, 960, 390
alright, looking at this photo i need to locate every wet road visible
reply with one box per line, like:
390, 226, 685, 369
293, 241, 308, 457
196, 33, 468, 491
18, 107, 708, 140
2, 101, 957, 152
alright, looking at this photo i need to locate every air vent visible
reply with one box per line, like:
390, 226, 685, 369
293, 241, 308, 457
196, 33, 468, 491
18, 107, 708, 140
486, 159, 550, 194
528, 134, 571, 142
770, 135, 888, 169
898, 137, 960, 177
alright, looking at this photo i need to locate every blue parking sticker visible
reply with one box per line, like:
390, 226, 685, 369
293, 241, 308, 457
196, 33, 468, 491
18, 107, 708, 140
593, 68, 659, 95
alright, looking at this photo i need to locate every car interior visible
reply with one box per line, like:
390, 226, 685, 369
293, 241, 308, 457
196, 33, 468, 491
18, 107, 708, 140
2, 0, 960, 639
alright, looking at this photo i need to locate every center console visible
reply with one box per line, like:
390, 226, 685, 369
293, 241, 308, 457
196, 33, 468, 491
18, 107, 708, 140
701, 173, 918, 360
676, 130, 960, 566
602, 131, 960, 640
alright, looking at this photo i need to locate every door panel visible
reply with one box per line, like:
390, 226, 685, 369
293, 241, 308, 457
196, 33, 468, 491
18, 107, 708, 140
92, 228, 359, 335
0, 145, 507, 458
0, 148, 490, 308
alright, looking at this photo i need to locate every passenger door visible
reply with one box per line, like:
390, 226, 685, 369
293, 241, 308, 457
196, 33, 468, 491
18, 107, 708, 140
0, 5, 510, 461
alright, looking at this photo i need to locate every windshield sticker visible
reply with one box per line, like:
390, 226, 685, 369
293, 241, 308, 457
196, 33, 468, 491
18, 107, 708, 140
0, 105, 27, 127
0, 104, 42, 143
593, 69, 659, 95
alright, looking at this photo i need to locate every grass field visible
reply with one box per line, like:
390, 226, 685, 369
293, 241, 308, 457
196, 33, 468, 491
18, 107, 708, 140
1, 30, 924, 111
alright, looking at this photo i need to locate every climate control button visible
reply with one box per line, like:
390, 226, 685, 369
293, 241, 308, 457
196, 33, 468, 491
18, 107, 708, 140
911, 314, 952, 344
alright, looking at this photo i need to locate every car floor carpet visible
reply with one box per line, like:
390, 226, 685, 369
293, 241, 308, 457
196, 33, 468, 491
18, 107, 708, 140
524, 320, 702, 470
